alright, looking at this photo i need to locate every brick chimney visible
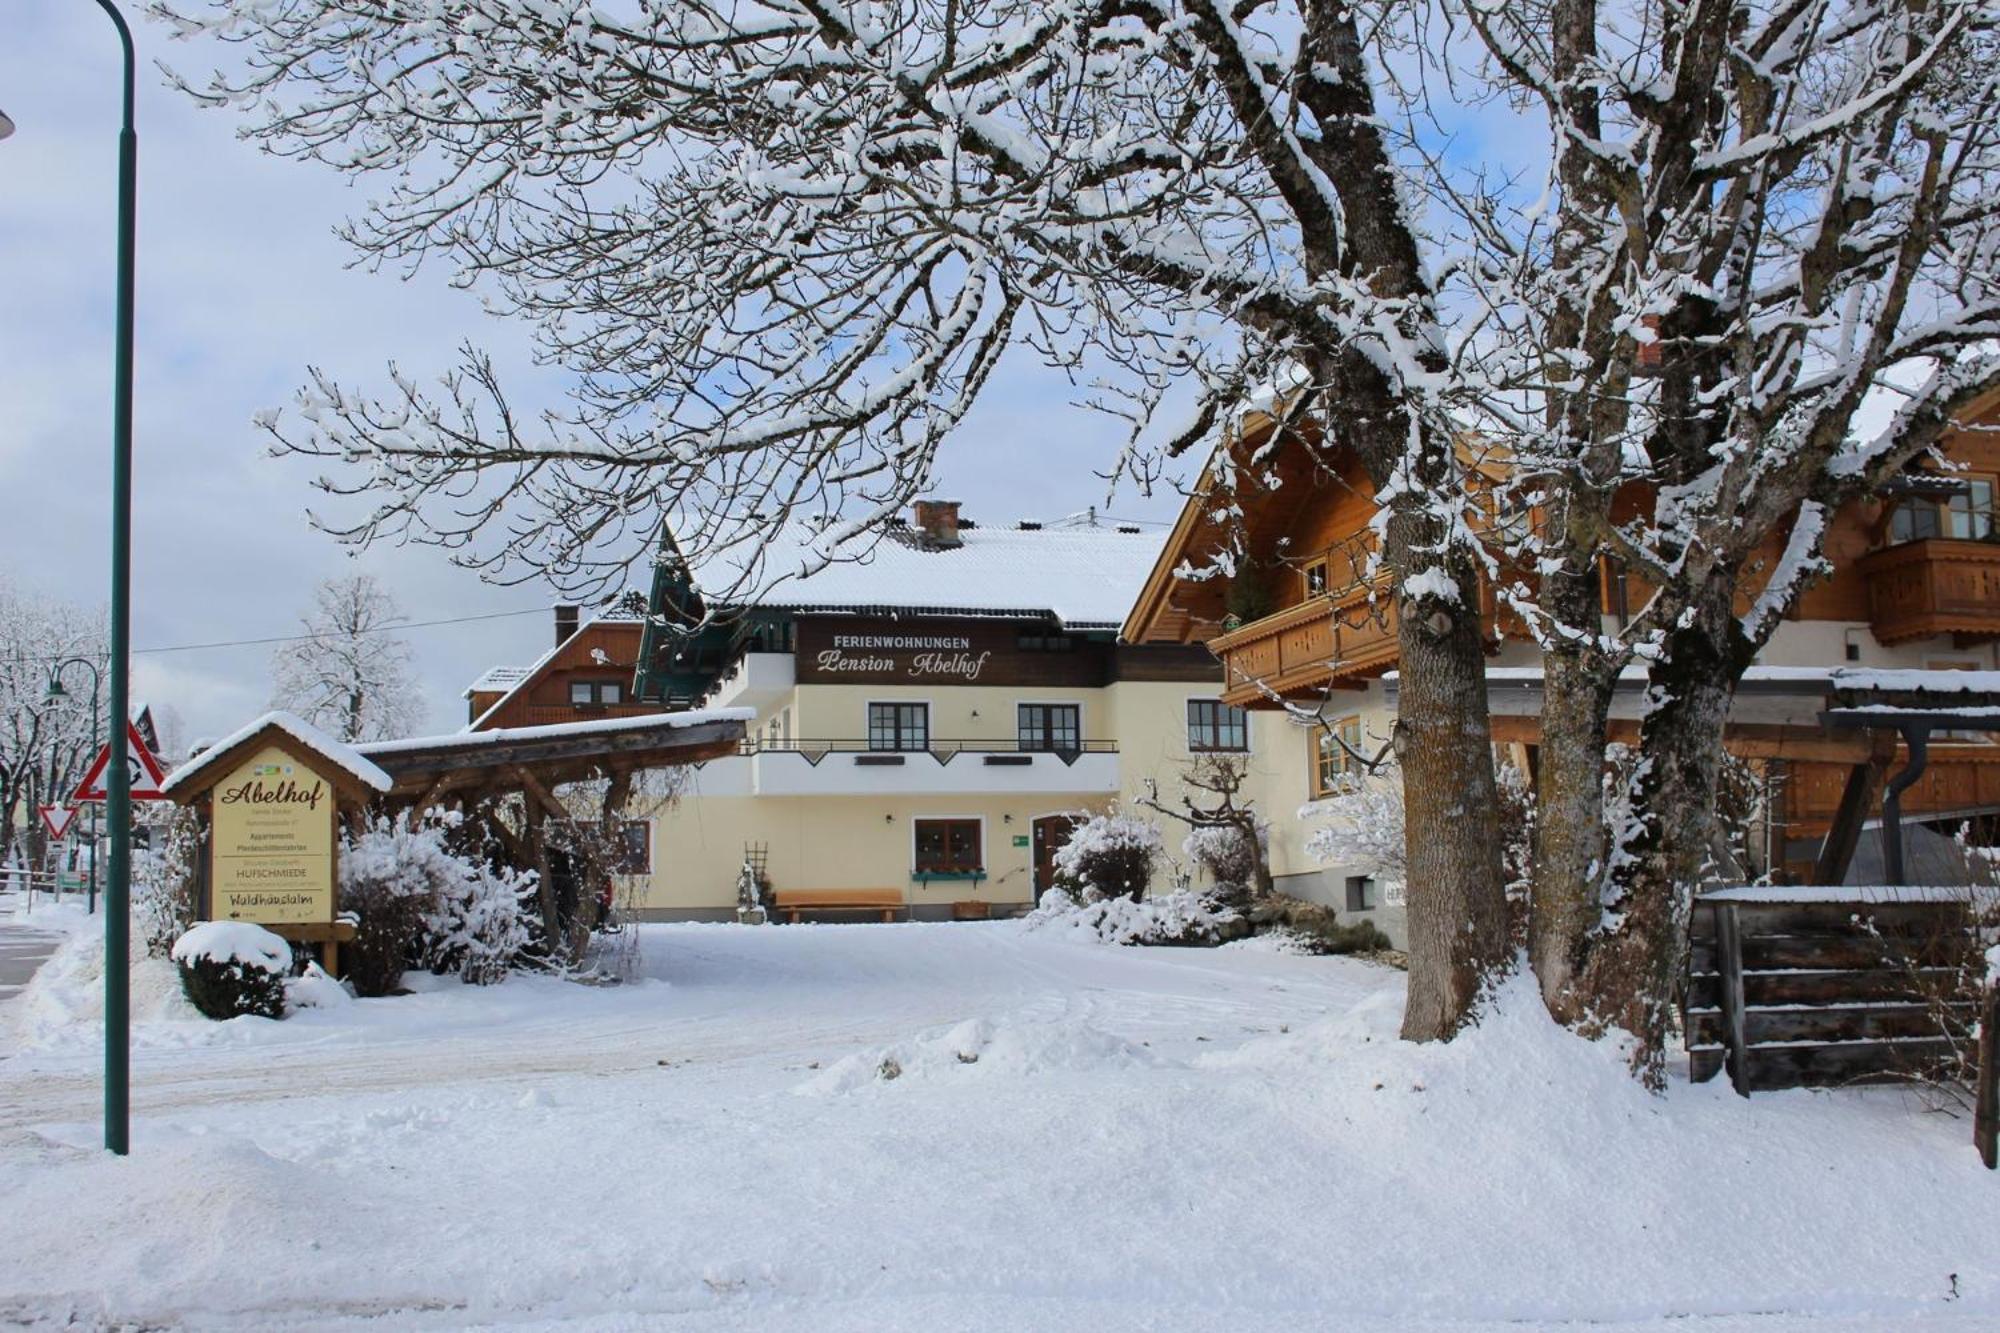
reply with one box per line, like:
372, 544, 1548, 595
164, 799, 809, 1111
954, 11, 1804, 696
912, 499, 963, 548
554, 604, 580, 647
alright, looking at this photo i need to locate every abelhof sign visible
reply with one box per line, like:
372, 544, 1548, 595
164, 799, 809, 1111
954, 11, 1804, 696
793, 617, 1111, 688
209, 745, 335, 924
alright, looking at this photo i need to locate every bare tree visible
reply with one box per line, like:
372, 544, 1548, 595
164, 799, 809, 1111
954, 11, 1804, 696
160, 0, 1513, 1038
0, 576, 105, 874
1440, 0, 2000, 1077
271, 574, 425, 743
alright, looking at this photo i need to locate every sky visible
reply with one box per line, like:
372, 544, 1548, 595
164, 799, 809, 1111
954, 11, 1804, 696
0, 7, 1186, 744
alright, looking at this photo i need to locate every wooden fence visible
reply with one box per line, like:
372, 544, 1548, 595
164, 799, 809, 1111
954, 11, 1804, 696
1685, 887, 1980, 1094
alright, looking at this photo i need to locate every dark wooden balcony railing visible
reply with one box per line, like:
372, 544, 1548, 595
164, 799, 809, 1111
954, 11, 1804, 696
1858, 538, 2000, 645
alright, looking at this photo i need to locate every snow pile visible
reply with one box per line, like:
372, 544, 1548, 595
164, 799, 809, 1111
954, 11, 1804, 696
1221, 928, 1317, 955
285, 962, 353, 1011
796, 1015, 1159, 1095
1021, 887, 1242, 946
4, 928, 200, 1054
170, 921, 292, 972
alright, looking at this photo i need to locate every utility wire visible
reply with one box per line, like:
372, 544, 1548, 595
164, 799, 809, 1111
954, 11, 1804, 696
9, 605, 551, 667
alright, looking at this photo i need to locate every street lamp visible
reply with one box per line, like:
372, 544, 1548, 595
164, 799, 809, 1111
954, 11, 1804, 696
3, 1, 141, 1158
45, 660, 104, 916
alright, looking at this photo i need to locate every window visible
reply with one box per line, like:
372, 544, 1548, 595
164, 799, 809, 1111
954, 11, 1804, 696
1345, 875, 1378, 913
1314, 716, 1364, 797
1187, 699, 1249, 752
1304, 559, 1329, 598
569, 679, 623, 706
607, 821, 651, 875
914, 818, 982, 874
867, 701, 930, 751
1017, 631, 1075, 652
1019, 703, 1082, 753
1891, 477, 1997, 544
1948, 478, 1997, 540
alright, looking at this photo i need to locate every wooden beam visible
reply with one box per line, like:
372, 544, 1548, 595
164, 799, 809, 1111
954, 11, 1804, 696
1810, 758, 1888, 887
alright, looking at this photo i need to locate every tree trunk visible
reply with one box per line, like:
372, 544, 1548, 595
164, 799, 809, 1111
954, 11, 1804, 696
1390, 517, 1512, 1042
1579, 568, 1743, 1083
1528, 569, 1621, 1024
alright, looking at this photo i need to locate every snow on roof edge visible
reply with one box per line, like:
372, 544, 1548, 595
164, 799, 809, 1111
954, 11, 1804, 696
162, 711, 393, 796
361, 707, 754, 757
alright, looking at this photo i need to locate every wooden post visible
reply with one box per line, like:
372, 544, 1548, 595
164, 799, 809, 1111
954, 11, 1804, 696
1977, 985, 1998, 1171
1716, 902, 1752, 1098
1812, 758, 1886, 887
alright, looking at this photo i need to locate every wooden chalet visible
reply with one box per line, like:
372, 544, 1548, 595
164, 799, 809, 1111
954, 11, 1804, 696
1124, 387, 2000, 876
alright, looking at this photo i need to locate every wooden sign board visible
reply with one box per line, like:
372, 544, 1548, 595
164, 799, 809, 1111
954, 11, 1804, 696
208, 744, 337, 925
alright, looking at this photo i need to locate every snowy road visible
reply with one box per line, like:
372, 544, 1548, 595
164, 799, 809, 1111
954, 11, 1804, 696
1, 923, 1996, 1331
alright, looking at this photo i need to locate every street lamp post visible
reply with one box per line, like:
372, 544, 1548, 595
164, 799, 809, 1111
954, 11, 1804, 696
99, 0, 140, 1161
0, 2, 138, 1158
45, 660, 104, 915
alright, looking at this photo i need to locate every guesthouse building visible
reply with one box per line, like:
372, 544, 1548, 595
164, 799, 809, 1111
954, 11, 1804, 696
466, 505, 1232, 920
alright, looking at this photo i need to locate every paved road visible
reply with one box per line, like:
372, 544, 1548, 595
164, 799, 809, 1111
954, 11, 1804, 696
0, 904, 67, 1007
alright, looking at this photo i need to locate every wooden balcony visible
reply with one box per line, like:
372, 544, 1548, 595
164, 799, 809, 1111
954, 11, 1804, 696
1211, 581, 1401, 708
1859, 538, 2000, 645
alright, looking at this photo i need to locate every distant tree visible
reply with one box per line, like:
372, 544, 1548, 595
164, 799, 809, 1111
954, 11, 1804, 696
0, 576, 105, 873
271, 574, 424, 743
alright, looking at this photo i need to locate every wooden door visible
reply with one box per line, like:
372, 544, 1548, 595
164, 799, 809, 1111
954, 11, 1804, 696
1031, 815, 1083, 903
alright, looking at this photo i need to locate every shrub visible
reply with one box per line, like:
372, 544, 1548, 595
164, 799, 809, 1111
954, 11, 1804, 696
424, 856, 536, 986
172, 922, 291, 1021
137, 807, 205, 960
1051, 811, 1163, 902
340, 813, 465, 996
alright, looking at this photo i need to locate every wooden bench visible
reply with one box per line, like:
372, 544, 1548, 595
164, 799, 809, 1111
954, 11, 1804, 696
771, 889, 907, 924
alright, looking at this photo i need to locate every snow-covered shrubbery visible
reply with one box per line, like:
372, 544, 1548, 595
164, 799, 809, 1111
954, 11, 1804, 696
342, 812, 533, 994
424, 854, 536, 986
1023, 887, 1245, 947
1181, 820, 1267, 905
1300, 769, 1406, 892
136, 807, 205, 961
170, 921, 291, 1021
1051, 811, 1163, 902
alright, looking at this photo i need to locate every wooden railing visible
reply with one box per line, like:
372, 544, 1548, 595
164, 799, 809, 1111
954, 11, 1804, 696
1859, 538, 2000, 645
1211, 579, 1401, 707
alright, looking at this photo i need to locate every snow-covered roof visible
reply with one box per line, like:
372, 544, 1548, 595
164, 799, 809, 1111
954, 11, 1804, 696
464, 666, 531, 697
694, 523, 1167, 629
359, 707, 755, 757
1830, 668, 2000, 694
1703, 884, 1976, 905
161, 710, 393, 797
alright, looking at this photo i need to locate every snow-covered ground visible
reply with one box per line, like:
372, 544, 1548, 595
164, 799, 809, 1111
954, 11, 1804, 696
1, 921, 1995, 1331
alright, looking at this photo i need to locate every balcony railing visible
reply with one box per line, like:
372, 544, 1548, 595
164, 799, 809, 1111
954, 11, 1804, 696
745, 739, 1121, 796
1209, 580, 1402, 707
1859, 538, 2000, 645
741, 738, 1117, 763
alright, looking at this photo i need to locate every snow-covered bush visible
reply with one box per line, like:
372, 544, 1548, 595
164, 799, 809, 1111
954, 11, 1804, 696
340, 812, 464, 996
424, 856, 536, 986
1023, 886, 1245, 947
1182, 820, 1268, 906
1051, 811, 1163, 902
1301, 770, 1406, 889
136, 807, 205, 961
171, 921, 291, 1021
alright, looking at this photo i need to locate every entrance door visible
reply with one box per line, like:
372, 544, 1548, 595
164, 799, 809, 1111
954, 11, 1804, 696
1031, 815, 1083, 903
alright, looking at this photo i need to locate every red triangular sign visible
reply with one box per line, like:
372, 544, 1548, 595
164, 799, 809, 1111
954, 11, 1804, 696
72, 722, 170, 803
38, 804, 78, 839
